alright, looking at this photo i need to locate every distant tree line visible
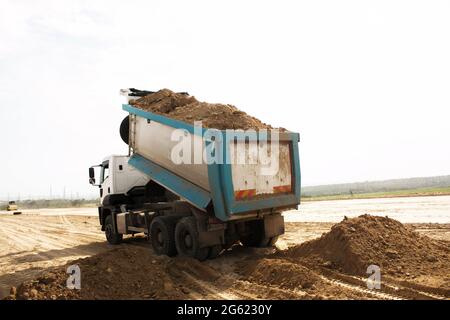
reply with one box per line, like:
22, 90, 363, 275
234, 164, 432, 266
301, 175, 450, 197
0, 199, 99, 210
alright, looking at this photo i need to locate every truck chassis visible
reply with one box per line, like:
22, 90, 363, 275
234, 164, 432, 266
99, 196, 284, 261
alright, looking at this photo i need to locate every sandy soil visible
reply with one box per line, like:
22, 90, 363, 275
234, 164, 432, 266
1, 212, 449, 300
0, 215, 106, 298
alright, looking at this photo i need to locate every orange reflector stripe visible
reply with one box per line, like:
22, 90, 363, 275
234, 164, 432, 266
234, 189, 256, 200
273, 185, 292, 193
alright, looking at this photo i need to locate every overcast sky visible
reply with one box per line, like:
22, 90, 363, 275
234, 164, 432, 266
1, 0, 449, 200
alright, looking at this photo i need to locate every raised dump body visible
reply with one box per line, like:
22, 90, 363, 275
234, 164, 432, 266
89, 91, 301, 260
123, 104, 301, 222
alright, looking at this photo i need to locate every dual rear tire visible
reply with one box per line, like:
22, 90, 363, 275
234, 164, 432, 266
106, 214, 277, 260
150, 216, 177, 257
240, 219, 279, 248
241, 235, 279, 248
150, 216, 222, 261
174, 217, 209, 260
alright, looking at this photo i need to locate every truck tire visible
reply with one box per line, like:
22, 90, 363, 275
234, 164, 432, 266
105, 215, 123, 245
240, 234, 268, 247
240, 220, 272, 248
175, 217, 209, 261
150, 217, 177, 257
241, 235, 279, 248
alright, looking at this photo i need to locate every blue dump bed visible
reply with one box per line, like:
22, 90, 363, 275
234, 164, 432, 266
124, 104, 301, 221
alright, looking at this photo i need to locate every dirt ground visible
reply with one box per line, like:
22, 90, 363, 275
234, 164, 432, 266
0, 215, 105, 299
1, 212, 449, 300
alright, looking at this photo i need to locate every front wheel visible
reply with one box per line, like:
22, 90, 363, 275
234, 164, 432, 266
104, 215, 123, 245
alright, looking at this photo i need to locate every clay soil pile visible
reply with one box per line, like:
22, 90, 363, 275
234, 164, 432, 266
238, 258, 320, 291
235, 257, 374, 299
286, 215, 450, 284
10, 247, 191, 300
130, 89, 275, 130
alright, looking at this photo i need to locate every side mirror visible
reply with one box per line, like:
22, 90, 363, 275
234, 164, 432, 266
89, 167, 97, 185
89, 167, 95, 179
89, 165, 102, 187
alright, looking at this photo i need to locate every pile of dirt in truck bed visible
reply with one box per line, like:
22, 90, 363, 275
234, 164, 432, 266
130, 89, 275, 130
285, 215, 450, 282
9, 247, 190, 300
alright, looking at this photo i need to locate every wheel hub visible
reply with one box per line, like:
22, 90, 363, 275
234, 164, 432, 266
157, 231, 163, 245
184, 234, 193, 248
105, 225, 112, 239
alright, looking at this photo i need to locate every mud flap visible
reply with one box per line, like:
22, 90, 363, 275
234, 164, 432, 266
263, 214, 285, 238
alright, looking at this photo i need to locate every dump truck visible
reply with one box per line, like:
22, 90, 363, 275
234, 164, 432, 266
89, 89, 301, 260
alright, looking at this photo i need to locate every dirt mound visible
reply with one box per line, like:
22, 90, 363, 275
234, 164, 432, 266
11, 247, 189, 300
235, 257, 381, 299
130, 89, 275, 130
238, 258, 321, 290
286, 215, 450, 280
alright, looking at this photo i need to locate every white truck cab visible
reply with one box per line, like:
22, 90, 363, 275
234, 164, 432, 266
90, 155, 150, 203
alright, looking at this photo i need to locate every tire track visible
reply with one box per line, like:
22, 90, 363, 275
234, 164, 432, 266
179, 270, 309, 300
318, 274, 403, 300
312, 265, 447, 300
1, 216, 103, 249
0, 224, 80, 252
180, 271, 241, 300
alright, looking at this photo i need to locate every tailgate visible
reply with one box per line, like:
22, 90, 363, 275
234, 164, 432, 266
229, 139, 294, 202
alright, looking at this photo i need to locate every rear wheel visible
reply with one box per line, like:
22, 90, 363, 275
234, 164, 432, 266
175, 217, 209, 261
105, 215, 123, 245
240, 220, 273, 248
150, 217, 177, 257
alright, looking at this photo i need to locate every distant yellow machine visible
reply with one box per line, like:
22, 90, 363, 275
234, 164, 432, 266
6, 201, 18, 211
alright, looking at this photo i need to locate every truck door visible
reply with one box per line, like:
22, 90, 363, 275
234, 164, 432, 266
100, 160, 112, 203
